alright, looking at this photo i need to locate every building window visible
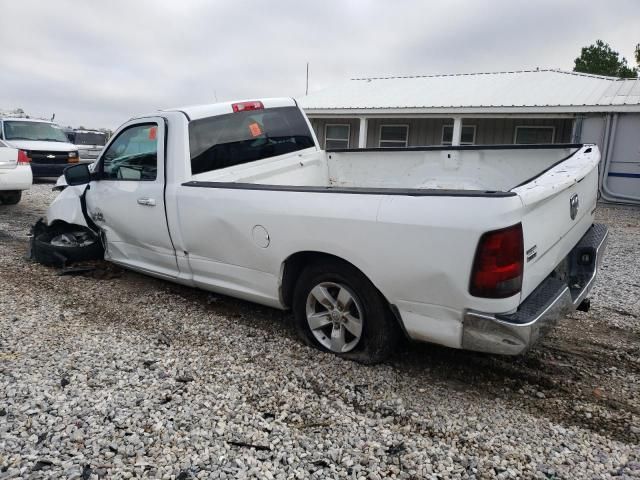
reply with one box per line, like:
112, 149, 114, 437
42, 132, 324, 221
379, 125, 408, 148
325, 124, 350, 149
514, 126, 555, 144
442, 125, 476, 145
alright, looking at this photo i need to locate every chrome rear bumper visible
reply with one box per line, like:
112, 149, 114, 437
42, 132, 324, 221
462, 223, 609, 355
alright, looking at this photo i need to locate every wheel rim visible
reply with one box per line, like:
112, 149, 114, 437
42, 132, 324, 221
49, 231, 96, 248
305, 281, 364, 353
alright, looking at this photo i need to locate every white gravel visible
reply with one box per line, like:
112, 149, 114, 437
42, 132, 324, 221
0, 184, 638, 479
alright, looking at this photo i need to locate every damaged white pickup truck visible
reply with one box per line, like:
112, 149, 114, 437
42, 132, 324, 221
34, 97, 608, 362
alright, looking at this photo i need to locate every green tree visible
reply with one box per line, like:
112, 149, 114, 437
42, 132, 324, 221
573, 40, 637, 78
635, 43, 640, 65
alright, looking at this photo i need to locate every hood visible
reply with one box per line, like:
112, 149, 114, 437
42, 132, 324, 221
4, 140, 78, 152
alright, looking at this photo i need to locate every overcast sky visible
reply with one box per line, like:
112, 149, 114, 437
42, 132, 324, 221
1, 0, 638, 129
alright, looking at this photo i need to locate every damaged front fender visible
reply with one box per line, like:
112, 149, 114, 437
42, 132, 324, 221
46, 184, 89, 228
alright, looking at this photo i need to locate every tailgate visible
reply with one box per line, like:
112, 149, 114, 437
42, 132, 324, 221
0, 147, 18, 169
512, 145, 600, 300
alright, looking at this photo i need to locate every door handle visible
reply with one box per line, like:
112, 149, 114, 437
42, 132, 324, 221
137, 197, 156, 206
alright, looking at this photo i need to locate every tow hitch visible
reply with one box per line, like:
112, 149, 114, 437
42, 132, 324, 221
577, 298, 591, 312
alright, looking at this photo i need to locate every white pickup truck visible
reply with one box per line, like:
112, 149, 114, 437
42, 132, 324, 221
35, 98, 608, 362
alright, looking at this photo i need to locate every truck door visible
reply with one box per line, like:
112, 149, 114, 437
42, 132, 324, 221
86, 118, 178, 277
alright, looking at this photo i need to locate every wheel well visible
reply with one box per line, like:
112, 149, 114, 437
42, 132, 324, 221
48, 220, 92, 234
33, 220, 99, 242
280, 251, 375, 309
280, 251, 409, 340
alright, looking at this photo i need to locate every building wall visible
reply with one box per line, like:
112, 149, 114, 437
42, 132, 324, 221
309, 117, 574, 148
365, 118, 450, 146
472, 118, 573, 144
310, 118, 360, 148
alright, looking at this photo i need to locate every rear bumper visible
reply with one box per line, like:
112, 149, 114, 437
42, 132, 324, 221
462, 223, 609, 355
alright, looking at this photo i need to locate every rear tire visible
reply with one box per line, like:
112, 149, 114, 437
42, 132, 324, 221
292, 259, 399, 364
0, 191, 22, 205
32, 226, 103, 267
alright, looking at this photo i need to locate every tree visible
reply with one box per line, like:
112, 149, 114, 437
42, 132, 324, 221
636, 43, 640, 65
573, 40, 637, 78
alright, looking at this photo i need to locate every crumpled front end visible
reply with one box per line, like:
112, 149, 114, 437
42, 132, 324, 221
45, 184, 88, 228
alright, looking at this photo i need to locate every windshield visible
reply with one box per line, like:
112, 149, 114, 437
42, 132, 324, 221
74, 132, 107, 146
3, 121, 70, 142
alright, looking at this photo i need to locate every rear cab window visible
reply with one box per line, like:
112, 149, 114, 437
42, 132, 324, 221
189, 106, 315, 175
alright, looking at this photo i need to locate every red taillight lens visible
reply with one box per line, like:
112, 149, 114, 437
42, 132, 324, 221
17, 150, 30, 164
232, 101, 264, 113
470, 223, 524, 298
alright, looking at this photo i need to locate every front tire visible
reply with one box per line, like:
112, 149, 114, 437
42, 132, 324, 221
32, 227, 104, 267
0, 191, 22, 205
292, 259, 399, 364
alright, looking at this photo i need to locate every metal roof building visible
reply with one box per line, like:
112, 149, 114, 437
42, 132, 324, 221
301, 69, 640, 114
299, 69, 640, 204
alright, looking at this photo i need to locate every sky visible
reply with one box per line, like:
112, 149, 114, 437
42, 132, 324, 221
1, 0, 638, 129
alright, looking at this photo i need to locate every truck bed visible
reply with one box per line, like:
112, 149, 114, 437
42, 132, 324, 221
192, 144, 584, 194
186, 142, 601, 307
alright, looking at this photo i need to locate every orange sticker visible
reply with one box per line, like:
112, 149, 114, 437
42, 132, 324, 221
148, 126, 157, 140
249, 122, 262, 137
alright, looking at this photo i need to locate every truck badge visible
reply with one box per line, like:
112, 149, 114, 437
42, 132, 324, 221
570, 194, 579, 220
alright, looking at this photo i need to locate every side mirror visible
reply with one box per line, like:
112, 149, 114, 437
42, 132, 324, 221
64, 163, 92, 186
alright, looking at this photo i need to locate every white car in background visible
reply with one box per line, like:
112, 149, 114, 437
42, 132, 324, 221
0, 139, 32, 204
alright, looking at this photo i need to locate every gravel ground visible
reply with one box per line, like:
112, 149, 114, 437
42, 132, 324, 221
0, 183, 639, 479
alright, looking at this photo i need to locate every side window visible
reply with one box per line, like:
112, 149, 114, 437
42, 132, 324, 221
101, 123, 158, 180
442, 125, 476, 145
325, 124, 350, 149
379, 125, 408, 148
514, 126, 555, 144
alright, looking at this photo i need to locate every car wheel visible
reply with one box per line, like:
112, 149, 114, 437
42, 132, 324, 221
32, 227, 104, 267
292, 259, 399, 364
0, 191, 22, 205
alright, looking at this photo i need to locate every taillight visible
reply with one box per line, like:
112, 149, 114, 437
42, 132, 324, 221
232, 101, 264, 113
469, 223, 524, 298
17, 150, 30, 164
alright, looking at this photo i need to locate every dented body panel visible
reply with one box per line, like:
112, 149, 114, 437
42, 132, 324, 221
46, 185, 88, 228
44, 98, 605, 353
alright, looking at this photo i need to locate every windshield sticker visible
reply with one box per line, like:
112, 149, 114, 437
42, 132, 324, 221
249, 122, 262, 137
148, 126, 157, 140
